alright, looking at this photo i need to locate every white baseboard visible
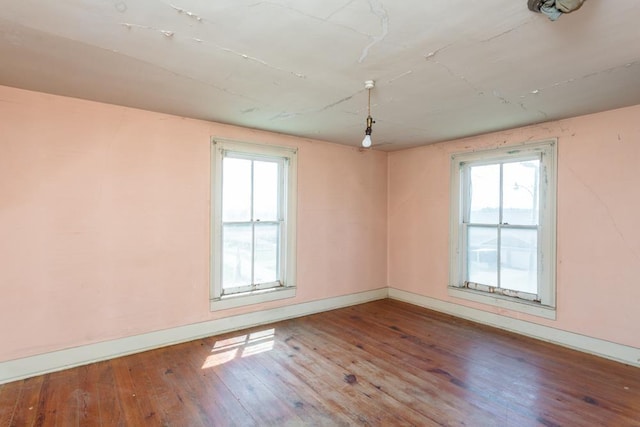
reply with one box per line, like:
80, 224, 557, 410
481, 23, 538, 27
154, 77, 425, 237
388, 287, 640, 368
4, 286, 638, 385
0, 288, 388, 384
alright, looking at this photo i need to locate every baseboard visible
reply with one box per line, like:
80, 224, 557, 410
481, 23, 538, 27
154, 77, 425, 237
4, 286, 637, 385
388, 287, 640, 368
0, 288, 388, 384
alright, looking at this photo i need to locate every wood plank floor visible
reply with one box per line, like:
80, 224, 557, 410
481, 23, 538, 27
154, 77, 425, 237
1, 299, 639, 426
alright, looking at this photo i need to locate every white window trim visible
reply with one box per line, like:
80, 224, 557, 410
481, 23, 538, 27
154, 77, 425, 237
210, 138, 297, 311
448, 139, 557, 320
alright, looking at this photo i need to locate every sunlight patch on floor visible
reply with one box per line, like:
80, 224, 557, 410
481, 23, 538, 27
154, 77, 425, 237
202, 328, 275, 369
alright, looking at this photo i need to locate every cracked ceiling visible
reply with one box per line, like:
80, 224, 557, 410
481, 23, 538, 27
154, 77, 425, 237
1, 0, 639, 151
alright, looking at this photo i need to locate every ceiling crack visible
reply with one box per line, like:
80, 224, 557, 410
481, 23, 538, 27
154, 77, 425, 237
520, 58, 640, 98
318, 93, 357, 112
121, 22, 306, 79
269, 89, 363, 121
358, 0, 389, 63
121, 23, 176, 38
388, 70, 412, 84
41, 23, 264, 104
430, 59, 484, 95
492, 90, 510, 104
169, 4, 203, 21
481, 26, 520, 42
425, 42, 455, 60
270, 111, 301, 121
325, 0, 358, 20
247, 1, 369, 37
580, 59, 640, 80
480, 19, 533, 43
215, 45, 306, 79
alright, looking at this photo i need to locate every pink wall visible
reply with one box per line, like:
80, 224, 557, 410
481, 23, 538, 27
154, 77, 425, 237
0, 85, 388, 362
388, 105, 640, 349
2, 82, 638, 363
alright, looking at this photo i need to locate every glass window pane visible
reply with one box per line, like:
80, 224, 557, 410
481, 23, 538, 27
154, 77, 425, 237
222, 157, 252, 222
253, 160, 279, 221
503, 160, 539, 226
500, 228, 537, 294
469, 164, 500, 224
222, 224, 252, 289
254, 223, 279, 285
467, 226, 498, 287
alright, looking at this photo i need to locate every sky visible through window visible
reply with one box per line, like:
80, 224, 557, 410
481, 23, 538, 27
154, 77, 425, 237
469, 160, 539, 225
222, 157, 279, 222
221, 156, 280, 289
467, 160, 539, 293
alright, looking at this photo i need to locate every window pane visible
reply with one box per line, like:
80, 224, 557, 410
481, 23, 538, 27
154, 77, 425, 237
222, 224, 252, 289
222, 157, 252, 222
467, 226, 498, 287
503, 160, 539, 226
254, 223, 279, 284
469, 164, 500, 224
500, 228, 537, 294
253, 160, 279, 221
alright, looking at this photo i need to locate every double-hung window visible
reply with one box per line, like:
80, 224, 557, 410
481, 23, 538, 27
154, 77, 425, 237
211, 139, 297, 310
449, 140, 557, 319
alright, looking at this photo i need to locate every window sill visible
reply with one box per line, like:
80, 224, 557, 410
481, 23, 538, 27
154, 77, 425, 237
447, 286, 556, 320
210, 286, 296, 311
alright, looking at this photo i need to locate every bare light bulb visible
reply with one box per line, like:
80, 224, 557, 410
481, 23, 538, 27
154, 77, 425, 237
361, 80, 375, 148
362, 134, 372, 148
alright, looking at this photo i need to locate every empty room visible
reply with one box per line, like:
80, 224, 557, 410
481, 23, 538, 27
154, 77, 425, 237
1, 1, 639, 425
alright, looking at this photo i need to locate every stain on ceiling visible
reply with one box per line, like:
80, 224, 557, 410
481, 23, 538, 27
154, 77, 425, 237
1, 0, 639, 150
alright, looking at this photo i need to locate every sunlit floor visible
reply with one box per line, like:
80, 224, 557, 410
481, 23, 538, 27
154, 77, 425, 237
1, 299, 639, 426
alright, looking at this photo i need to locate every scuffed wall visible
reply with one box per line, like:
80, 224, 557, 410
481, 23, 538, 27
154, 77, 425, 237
388, 104, 640, 348
0, 85, 388, 362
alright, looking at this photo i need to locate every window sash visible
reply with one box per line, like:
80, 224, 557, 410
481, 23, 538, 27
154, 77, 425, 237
462, 222, 539, 298
461, 158, 541, 299
449, 140, 556, 309
211, 139, 297, 304
220, 154, 284, 294
221, 220, 284, 295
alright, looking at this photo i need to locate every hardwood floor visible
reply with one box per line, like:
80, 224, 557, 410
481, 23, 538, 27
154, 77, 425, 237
1, 299, 639, 426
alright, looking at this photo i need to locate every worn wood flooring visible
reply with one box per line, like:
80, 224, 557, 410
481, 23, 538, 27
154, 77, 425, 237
1, 299, 639, 426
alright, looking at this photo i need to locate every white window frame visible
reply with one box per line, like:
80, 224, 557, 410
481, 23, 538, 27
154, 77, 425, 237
449, 140, 557, 319
210, 138, 297, 311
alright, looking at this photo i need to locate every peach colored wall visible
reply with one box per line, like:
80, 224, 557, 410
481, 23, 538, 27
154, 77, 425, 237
388, 105, 640, 349
0, 85, 388, 362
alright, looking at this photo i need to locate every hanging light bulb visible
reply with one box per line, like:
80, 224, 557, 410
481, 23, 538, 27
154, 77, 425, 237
362, 133, 372, 148
361, 80, 375, 148
362, 116, 373, 148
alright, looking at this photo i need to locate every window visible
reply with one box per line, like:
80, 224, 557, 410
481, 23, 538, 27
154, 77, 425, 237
211, 139, 297, 310
449, 140, 557, 319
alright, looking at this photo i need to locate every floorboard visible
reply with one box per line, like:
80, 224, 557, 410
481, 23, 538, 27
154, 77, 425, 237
2, 299, 639, 426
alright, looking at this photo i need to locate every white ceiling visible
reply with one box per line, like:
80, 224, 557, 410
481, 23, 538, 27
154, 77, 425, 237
1, 0, 639, 151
